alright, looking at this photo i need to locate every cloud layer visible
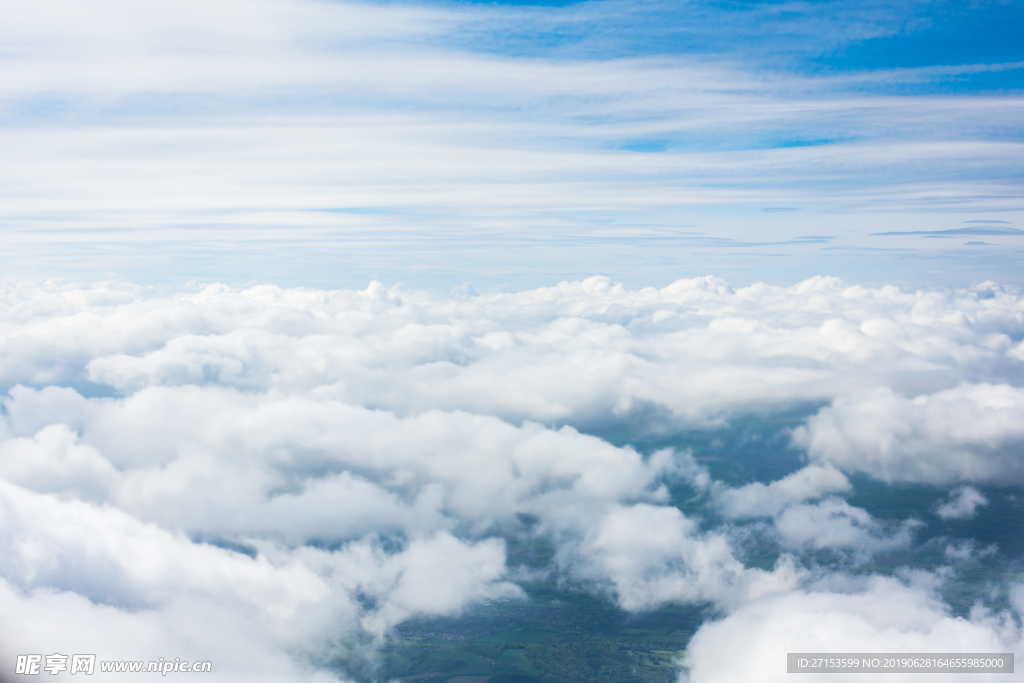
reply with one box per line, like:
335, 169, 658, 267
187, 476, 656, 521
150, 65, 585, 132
1, 275, 1023, 680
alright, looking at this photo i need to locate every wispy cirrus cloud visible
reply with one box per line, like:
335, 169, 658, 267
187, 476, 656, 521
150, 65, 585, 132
2, 0, 1024, 287
872, 227, 1024, 237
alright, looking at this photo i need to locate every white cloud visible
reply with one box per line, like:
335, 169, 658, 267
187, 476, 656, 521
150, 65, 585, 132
716, 465, 851, 519
339, 533, 521, 638
772, 498, 918, 553
943, 539, 997, 562
0, 576, 350, 683
681, 576, 1024, 683
567, 503, 801, 611
0, 473, 525, 680
0, 378, 785, 617
0, 423, 116, 502
715, 466, 914, 556
4, 276, 1023, 429
795, 384, 1024, 485
0, 478, 358, 681
935, 486, 989, 520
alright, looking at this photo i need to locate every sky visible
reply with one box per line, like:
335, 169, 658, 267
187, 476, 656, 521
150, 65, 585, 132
2, 0, 1023, 290
3, 3, 1024, 683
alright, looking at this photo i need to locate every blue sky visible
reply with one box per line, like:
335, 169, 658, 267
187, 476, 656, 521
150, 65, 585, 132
2, 0, 1022, 290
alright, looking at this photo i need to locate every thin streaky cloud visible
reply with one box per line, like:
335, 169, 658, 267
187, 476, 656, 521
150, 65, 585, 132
872, 227, 1024, 237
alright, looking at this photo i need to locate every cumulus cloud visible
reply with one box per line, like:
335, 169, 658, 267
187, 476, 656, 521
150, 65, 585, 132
943, 539, 997, 562
795, 384, 1024, 485
0, 479, 357, 682
1, 276, 1023, 679
3, 275, 1023, 427
681, 576, 1024, 683
772, 498, 918, 553
0, 471, 520, 680
715, 465, 851, 519
935, 486, 989, 520
715, 467, 914, 556
567, 503, 802, 611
